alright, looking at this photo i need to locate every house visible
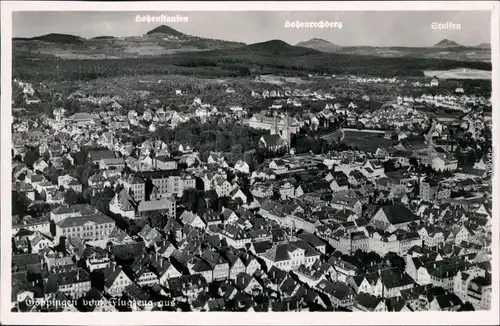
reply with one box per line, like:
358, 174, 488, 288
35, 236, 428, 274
201, 249, 229, 281
157, 259, 182, 286
218, 224, 252, 249
180, 211, 206, 229
29, 232, 54, 253
214, 177, 232, 197
220, 249, 246, 280
378, 268, 415, 298
297, 232, 326, 255
58, 175, 82, 193
99, 157, 125, 171
278, 182, 295, 200
186, 258, 214, 284
259, 242, 306, 271
83, 247, 111, 272
454, 268, 491, 310
102, 264, 133, 297
33, 159, 49, 172
55, 214, 116, 241
88, 150, 116, 164
429, 294, 463, 311
368, 203, 421, 232
234, 160, 250, 174
44, 268, 92, 300
230, 188, 249, 204
137, 196, 176, 218
259, 135, 287, 151
152, 156, 178, 170
352, 293, 388, 312
207, 152, 226, 165
315, 280, 355, 308
50, 204, 98, 223
362, 160, 385, 179
121, 175, 146, 202
235, 272, 263, 295
65, 112, 95, 126
431, 155, 458, 172
109, 189, 137, 219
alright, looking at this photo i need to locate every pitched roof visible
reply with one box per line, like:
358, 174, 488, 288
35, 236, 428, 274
379, 203, 419, 225
56, 214, 114, 228
261, 134, 285, 147
355, 292, 384, 310
137, 197, 175, 212
379, 268, 414, 289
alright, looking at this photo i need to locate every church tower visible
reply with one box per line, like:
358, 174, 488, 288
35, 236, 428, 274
282, 113, 291, 146
271, 111, 278, 135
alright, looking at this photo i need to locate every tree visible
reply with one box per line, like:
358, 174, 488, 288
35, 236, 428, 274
147, 211, 167, 230
64, 188, 83, 205
384, 252, 405, 271
238, 67, 251, 77
383, 159, 397, 172
12, 192, 30, 217
42, 151, 51, 162
23, 148, 40, 168
409, 157, 419, 169
181, 188, 201, 212
91, 187, 115, 214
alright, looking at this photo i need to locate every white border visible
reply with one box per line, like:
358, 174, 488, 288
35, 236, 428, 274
1, 1, 499, 325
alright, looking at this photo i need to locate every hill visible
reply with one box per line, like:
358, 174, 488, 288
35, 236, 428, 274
434, 39, 462, 48
92, 36, 115, 40
475, 43, 491, 49
30, 33, 84, 44
237, 40, 319, 56
296, 38, 340, 53
12, 26, 246, 59
146, 25, 185, 37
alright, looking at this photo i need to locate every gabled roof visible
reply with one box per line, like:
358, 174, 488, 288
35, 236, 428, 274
355, 292, 384, 310
261, 134, 285, 147
379, 203, 420, 225
379, 268, 414, 289
56, 214, 114, 228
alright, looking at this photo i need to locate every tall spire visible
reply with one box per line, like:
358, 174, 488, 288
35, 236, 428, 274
283, 113, 291, 148
271, 111, 278, 135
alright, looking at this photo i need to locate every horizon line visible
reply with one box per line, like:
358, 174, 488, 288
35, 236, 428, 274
11, 31, 490, 49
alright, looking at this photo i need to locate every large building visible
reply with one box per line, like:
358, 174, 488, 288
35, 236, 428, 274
135, 171, 196, 198
420, 179, 451, 202
247, 113, 300, 135
64, 112, 95, 126
55, 214, 116, 241
121, 175, 146, 202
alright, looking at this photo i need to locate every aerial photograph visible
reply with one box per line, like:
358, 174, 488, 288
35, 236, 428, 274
9, 10, 492, 313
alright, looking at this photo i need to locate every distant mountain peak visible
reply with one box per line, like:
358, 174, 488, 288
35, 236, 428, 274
246, 39, 292, 50
298, 38, 332, 45
28, 33, 84, 44
146, 25, 184, 37
241, 39, 318, 56
434, 38, 461, 48
296, 38, 339, 53
475, 42, 491, 49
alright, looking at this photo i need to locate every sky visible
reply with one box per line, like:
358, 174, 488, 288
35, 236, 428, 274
12, 11, 492, 47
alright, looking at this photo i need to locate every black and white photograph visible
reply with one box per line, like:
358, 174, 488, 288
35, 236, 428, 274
1, 1, 499, 325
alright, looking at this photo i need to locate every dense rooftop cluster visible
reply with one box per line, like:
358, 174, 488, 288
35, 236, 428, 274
11, 74, 492, 312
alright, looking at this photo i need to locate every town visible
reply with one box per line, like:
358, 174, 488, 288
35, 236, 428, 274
11, 68, 492, 313
8, 12, 493, 313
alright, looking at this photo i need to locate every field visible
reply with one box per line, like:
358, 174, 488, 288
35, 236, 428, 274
253, 75, 311, 85
324, 129, 396, 152
423, 68, 491, 80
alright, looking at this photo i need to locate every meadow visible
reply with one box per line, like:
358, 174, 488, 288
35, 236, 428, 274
324, 129, 396, 152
